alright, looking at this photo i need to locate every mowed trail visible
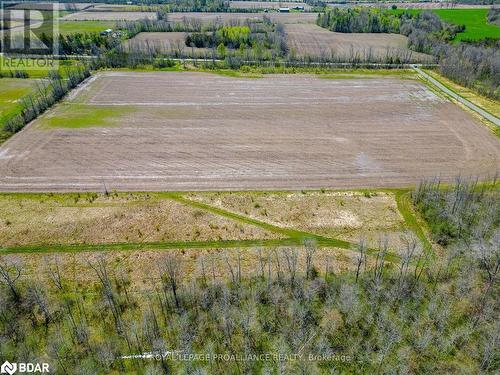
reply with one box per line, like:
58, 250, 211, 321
0, 72, 498, 192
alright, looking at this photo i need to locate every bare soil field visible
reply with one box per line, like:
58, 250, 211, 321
124, 32, 213, 56
0, 193, 280, 246
165, 12, 317, 24
62, 11, 157, 21
91, 4, 154, 11
229, 1, 312, 10
0, 71, 498, 192
189, 191, 412, 251
285, 23, 433, 62
7, 2, 95, 11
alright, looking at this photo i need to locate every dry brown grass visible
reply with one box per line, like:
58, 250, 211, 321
188, 191, 414, 251
2, 246, 367, 291
0, 193, 282, 247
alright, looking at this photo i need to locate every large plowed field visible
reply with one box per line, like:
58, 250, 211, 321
0, 72, 498, 192
164, 12, 318, 24
61, 11, 157, 21
284, 24, 433, 63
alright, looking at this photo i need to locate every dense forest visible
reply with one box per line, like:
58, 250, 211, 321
0, 180, 498, 374
317, 8, 401, 33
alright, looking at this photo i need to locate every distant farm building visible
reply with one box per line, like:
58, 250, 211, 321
100, 28, 113, 36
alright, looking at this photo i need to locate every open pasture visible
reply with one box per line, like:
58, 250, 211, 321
0, 71, 498, 192
388, 8, 500, 42
0, 79, 40, 125
432, 9, 500, 41
285, 23, 433, 62
0, 79, 37, 115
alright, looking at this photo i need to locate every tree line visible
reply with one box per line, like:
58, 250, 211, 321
1, 65, 90, 139
317, 8, 401, 33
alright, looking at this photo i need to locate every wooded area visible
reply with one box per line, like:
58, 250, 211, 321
1, 180, 498, 373
318, 8, 499, 99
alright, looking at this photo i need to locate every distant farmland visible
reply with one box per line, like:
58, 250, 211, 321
390, 8, 500, 42
164, 11, 317, 24
229, 1, 312, 10
433, 9, 500, 41
124, 32, 212, 56
0, 72, 498, 192
0, 79, 37, 121
284, 24, 433, 62
61, 11, 157, 21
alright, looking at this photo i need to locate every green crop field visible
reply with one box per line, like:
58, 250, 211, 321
433, 9, 500, 41
390, 8, 500, 42
39, 104, 132, 129
47, 20, 118, 35
6, 20, 117, 36
0, 79, 37, 120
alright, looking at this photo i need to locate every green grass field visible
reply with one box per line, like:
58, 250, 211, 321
45, 20, 118, 35
1, 56, 83, 78
39, 104, 132, 129
0, 79, 38, 120
433, 9, 500, 41
7, 20, 117, 36
0, 78, 39, 143
391, 8, 499, 42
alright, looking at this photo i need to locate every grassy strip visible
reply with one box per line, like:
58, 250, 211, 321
113, 63, 421, 77
423, 69, 499, 118
0, 234, 400, 261
417, 69, 499, 136
0, 238, 302, 254
169, 193, 352, 248
394, 190, 433, 257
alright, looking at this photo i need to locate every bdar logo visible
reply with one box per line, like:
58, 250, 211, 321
1, 361, 17, 375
